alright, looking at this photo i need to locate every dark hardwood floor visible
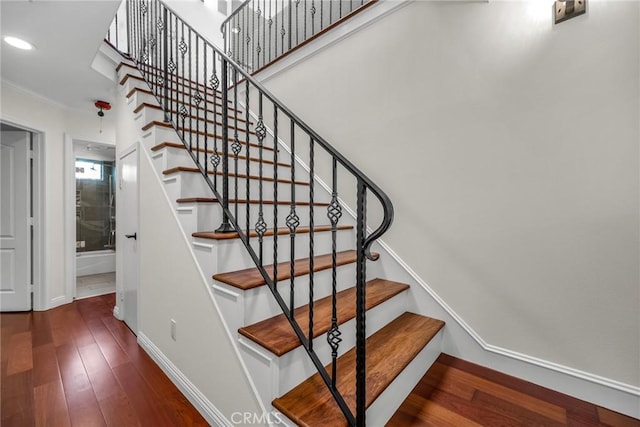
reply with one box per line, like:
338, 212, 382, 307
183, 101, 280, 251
0, 293, 207, 427
388, 353, 640, 427
2, 294, 638, 426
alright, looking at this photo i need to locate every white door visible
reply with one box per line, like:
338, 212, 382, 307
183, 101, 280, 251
0, 131, 31, 311
120, 146, 139, 333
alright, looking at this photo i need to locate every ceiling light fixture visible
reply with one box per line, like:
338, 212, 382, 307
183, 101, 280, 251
3, 36, 34, 50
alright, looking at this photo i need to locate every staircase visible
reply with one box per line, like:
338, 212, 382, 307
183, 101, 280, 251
115, 1, 445, 425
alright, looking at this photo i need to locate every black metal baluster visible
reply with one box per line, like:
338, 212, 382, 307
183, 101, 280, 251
272, 106, 279, 288
245, 80, 250, 237
255, 1, 261, 70
355, 180, 367, 427
262, 0, 266, 68
320, 0, 323, 30
203, 48, 208, 176
162, 6, 169, 122
137, 1, 143, 69
295, 0, 299, 46
152, 0, 157, 91
280, 0, 285, 55
288, 0, 292, 51
255, 95, 266, 264
310, 0, 315, 35
215, 58, 233, 233
244, 8, 248, 70
308, 136, 315, 351
238, 12, 242, 64
304, 0, 307, 41
195, 34, 201, 158
251, 0, 255, 71
268, 1, 272, 64
327, 157, 343, 388
179, 23, 187, 142
188, 29, 194, 153
274, 0, 278, 58
231, 69, 241, 221
287, 120, 298, 314
210, 53, 220, 191
171, 13, 178, 126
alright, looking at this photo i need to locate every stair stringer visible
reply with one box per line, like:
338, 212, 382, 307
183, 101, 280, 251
118, 63, 375, 424
116, 64, 269, 426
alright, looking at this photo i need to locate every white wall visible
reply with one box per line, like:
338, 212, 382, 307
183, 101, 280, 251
1, 82, 116, 310
136, 136, 262, 422
165, 0, 228, 49
259, 1, 640, 388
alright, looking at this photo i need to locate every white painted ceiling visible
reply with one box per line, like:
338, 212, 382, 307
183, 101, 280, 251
1, 0, 122, 111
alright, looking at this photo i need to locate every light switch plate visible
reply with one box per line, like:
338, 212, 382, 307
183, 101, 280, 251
554, 0, 586, 24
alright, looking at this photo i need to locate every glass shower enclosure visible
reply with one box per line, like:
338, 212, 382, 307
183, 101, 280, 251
75, 158, 116, 252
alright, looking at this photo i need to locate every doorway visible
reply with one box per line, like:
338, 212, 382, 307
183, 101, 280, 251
118, 144, 139, 334
0, 122, 42, 312
73, 141, 117, 299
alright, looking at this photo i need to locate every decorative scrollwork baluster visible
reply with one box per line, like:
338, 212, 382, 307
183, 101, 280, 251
327, 158, 343, 387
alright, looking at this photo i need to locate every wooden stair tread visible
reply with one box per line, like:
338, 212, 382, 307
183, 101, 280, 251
239, 278, 409, 356
163, 166, 309, 186
151, 142, 288, 167
137, 103, 255, 127
125, 86, 234, 111
120, 72, 225, 100
176, 197, 329, 206
120, 73, 227, 102
144, 120, 273, 151
193, 225, 352, 241
118, 63, 221, 95
272, 312, 445, 427
213, 250, 368, 290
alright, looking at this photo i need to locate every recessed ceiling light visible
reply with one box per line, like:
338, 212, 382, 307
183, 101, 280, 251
4, 36, 34, 50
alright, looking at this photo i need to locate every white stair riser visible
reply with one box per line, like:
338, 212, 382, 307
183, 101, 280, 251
238, 290, 409, 412
161, 172, 210, 201
367, 330, 443, 425
174, 203, 220, 236
118, 74, 145, 92
192, 227, 355, 274
212, 266, 360, 334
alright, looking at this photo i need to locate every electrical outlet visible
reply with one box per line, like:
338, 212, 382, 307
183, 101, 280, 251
80, 241, 86, 248
170, 319, 177, 341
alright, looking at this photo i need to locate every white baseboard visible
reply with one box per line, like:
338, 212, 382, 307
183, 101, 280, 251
137, 332, 232, 427
112, 305, 123, 320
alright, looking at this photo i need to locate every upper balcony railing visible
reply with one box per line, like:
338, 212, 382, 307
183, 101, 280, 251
221, 0, 376, 73
106, 0, 130, 53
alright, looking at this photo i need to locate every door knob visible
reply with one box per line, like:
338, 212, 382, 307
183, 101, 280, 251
125, 233, 137, 240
